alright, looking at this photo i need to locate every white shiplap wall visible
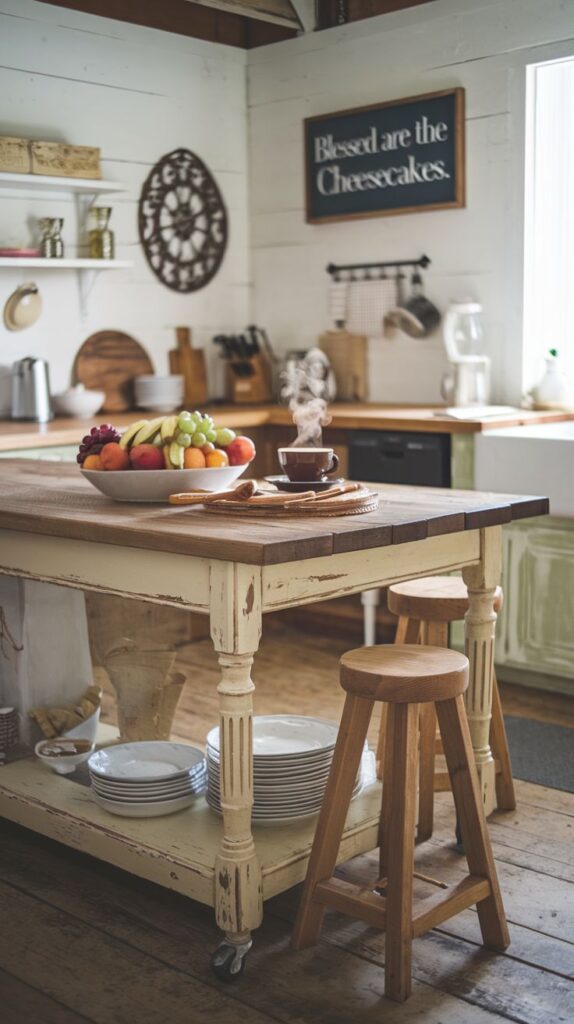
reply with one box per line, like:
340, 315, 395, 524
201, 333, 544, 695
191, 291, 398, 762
247, 0, 574, 404
0, 0, 249, 411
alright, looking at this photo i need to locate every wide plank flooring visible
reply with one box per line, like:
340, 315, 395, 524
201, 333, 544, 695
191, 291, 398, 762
2, 626, 573, 1024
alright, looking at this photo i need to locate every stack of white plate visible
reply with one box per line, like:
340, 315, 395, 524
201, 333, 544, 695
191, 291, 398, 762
206, 715, 370, 827
134, 375, 184, 412
88, 741, 207, 818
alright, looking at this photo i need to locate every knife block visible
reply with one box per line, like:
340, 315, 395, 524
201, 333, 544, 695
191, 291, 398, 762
228, 353, 272, 404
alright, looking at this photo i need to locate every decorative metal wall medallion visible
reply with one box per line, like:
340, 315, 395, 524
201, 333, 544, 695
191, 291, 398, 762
138, 148, 228, 292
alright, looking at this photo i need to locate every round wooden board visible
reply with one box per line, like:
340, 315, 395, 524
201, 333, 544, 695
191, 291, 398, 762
73, 330, 154, 413
206, 490, 379, 517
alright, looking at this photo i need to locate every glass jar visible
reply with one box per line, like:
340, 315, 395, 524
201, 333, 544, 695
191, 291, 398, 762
88, 206, 115, 259
39, 217, 64, 258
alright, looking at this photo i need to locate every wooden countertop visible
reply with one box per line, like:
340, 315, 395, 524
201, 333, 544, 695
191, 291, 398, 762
0, 404, 571, 452
0, 460, 549, 566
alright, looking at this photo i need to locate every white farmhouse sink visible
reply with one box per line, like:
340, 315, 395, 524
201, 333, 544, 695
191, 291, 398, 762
475, 421, 574, 518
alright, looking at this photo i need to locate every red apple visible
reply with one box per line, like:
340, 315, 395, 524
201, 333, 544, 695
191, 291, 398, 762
129, 444, 165, 470
226, 435, 256, 466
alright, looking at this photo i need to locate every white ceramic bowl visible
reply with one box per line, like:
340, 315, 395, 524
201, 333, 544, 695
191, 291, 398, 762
35, 737, 95, 775
64, 705, 101, 744
81, 463, 247, 502
53, 388, 105, 418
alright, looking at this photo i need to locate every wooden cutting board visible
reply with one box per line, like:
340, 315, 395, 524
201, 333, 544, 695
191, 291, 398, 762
73, 330, 154, 413
168, 327, 208, 407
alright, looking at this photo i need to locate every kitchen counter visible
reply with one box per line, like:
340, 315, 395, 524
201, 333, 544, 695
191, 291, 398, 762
0, 403, 571, 451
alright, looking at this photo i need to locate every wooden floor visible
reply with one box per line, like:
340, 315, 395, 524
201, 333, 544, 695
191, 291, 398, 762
2, 626, 574, 1024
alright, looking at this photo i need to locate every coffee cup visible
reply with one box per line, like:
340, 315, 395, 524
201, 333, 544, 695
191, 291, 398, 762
278, 447, 339, 482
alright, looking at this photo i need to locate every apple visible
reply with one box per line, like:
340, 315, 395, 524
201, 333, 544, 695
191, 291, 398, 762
129, 444, 165, 470
226, 435, 256, 466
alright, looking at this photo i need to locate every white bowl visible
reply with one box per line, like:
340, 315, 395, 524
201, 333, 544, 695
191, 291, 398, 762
81, 464, 247, 502
64, 705, 101, 744
53, 388, 105, 418
35, 737, 95, 775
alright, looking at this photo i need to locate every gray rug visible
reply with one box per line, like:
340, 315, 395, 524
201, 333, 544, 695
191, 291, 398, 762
504, 716, 574, 793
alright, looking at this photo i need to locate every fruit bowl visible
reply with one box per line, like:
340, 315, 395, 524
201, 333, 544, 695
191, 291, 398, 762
81, 464, 247, 502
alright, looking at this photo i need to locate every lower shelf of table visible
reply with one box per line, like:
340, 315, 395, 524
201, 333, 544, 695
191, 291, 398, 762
0, 757, 382, 907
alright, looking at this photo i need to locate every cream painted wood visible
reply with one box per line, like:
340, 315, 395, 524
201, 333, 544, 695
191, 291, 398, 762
0, 757, 382, 903
0, 521, 503, 950
0, 530, 211, 612
462, 527, 503, 815
0, 577, 93, 744
209, 562, 263, 944
262, 531, 481, 611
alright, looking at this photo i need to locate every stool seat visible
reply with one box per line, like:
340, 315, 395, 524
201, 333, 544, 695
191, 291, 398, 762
388, 576, 503, 623
340, 644, 469, 703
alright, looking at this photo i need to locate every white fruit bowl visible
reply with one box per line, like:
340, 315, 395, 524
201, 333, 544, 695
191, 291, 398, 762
81, 464, 247, 502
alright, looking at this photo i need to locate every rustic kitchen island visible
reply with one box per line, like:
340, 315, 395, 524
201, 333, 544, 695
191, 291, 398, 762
0, 460, 547, 976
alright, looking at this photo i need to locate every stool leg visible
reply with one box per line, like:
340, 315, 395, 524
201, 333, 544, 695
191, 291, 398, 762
417, 621, 448, 842
379, 702, 396, 878
490, 673, 516, 811
384, 702, 419, 1002
435, 695, 510, 951
292, 693, 374, 951
376, 616, 420, 779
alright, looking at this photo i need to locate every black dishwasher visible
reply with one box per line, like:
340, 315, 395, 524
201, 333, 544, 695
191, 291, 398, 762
348, 430, 451, 487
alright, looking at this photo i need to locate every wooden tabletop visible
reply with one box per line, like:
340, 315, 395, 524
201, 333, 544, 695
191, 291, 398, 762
0, 461, 549, 566
0, 403, 571, 451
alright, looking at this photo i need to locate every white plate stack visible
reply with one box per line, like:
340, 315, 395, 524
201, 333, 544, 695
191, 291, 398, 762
88, 741, 207, 818
134, 375, 184, 412
206, 715, 371, 826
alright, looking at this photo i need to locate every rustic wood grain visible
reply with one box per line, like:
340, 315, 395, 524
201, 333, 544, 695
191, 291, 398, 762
0, 461, 549, 566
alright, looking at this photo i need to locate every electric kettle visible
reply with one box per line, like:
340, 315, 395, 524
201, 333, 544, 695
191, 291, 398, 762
11, 357, 53, 422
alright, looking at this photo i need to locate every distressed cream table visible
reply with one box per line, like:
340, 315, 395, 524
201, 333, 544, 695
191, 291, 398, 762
0, 461, 547, 977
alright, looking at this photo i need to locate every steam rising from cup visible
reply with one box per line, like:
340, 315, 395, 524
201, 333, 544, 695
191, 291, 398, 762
280, 348, 335, 447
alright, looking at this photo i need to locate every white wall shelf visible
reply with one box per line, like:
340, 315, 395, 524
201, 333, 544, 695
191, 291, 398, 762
0, 257, 131, 269
0, 171, 127, 194
0, 173, 132, 315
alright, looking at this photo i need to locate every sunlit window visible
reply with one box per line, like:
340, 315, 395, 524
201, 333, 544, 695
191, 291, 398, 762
523, 57, 574, 391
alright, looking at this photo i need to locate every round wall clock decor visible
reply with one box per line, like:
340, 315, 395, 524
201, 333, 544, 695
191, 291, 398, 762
138, 148, 228, 293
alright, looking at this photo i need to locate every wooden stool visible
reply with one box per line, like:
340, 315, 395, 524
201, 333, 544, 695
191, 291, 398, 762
378, 576, 515, 843
292, 645, 510, 1003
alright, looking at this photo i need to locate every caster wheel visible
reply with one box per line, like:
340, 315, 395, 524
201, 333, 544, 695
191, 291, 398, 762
211, 939, 252, 982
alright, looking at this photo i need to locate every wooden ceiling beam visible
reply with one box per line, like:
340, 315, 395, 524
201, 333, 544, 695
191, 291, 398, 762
185, 0, 301, 29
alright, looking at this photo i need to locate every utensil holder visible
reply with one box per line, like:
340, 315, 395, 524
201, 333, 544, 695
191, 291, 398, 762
229, 353, 272, 404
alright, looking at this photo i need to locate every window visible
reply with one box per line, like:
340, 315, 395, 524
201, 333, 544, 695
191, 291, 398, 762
523, 57, 574, 390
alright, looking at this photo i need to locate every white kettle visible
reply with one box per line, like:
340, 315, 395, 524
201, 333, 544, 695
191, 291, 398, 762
441, 300, 491, 407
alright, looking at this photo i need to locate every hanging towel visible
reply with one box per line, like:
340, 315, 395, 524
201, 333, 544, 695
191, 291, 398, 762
346, 278, 396, 338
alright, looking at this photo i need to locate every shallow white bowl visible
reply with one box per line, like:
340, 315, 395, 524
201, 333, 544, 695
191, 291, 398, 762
35, 737, 95, 775
52, 389, 105, 418
81, 464, 247, 502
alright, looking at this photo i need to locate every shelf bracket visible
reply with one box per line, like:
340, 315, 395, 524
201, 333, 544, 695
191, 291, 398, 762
76, 268, 98, 319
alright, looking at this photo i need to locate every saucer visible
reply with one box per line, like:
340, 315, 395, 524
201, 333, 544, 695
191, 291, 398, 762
264, 475, 345, 493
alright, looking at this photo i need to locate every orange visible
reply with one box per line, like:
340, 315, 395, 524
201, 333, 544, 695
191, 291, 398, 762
206, 449, 229, 468
184, 447, 207, 469
83, 454, 104, 470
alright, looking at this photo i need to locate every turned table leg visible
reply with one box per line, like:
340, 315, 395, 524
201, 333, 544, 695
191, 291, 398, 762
462, 526, 502, 816
209, 562, 263, 980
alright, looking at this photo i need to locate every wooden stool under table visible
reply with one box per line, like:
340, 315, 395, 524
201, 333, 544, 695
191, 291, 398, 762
292, 644, 510, 1003
378, 576, 515, 842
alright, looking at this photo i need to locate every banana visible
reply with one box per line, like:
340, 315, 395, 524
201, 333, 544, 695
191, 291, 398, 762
169, 442, 184, 469
133, 417, 165, 447
162, 445, 172, 469
160, 415, 178, 442
119, 419, 148, 450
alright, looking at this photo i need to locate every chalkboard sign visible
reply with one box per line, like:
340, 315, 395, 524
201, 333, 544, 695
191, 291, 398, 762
304, 88, 465, 224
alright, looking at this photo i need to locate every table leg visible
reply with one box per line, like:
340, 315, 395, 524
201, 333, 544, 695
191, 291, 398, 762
462, 526, 502, 816
209, 562, 263, 979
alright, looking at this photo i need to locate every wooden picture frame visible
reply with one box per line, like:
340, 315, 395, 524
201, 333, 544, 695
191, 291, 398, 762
304, 87, 465, 224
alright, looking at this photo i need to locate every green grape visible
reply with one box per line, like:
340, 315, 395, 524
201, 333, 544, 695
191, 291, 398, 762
177, 412, 194, 433
215, 427, 236, 447
206, 429, 217, 443
197, 417, 212, 434
176, 432, 191, 448
191, 431, 207, 448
